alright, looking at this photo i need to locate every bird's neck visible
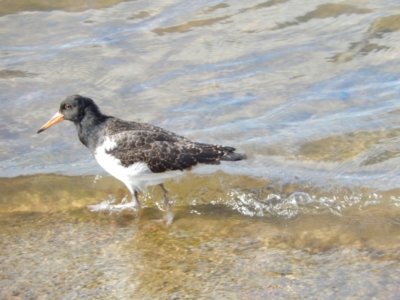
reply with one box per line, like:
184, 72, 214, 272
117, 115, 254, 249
75, 109, 109, 151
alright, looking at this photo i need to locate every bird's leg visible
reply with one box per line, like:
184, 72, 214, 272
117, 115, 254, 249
131, 190, 141, 209
130, 190, 144, 221
159, 184, 174, 226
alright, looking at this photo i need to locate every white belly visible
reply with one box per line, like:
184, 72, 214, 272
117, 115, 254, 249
94, 137, 182, 193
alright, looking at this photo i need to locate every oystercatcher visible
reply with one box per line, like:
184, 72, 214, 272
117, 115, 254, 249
38, 95, 247, 225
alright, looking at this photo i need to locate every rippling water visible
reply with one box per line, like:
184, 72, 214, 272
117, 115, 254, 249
2, 0, 400, 298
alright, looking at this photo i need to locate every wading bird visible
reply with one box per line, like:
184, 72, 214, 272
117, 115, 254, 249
38, 95, 246, 225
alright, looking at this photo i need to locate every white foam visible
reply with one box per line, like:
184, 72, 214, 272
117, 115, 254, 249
87, 195, 138, 213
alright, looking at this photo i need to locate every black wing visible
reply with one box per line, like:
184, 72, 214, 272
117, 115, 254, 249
104, 121, 236, 173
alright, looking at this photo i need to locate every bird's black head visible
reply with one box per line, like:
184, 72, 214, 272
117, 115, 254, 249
59, 95, 100, 123
37, 95, 102, 133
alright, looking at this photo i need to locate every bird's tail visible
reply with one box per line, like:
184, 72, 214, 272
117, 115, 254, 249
220, 151, 247, 161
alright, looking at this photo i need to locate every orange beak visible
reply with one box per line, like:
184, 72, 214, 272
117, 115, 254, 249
37, 112, 64, 133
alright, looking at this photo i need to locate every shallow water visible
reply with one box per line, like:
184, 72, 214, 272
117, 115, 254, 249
2, 0, 400, 298
2, 174, 400, 299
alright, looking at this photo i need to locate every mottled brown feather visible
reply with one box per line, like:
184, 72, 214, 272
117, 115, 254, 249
102, 118, 236, 173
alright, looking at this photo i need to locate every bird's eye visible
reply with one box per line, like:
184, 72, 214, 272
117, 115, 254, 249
65, 104, 72, 109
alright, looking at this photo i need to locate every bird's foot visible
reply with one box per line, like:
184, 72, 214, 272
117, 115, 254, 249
164, 209, 174, 226
151, 210, 174, 226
